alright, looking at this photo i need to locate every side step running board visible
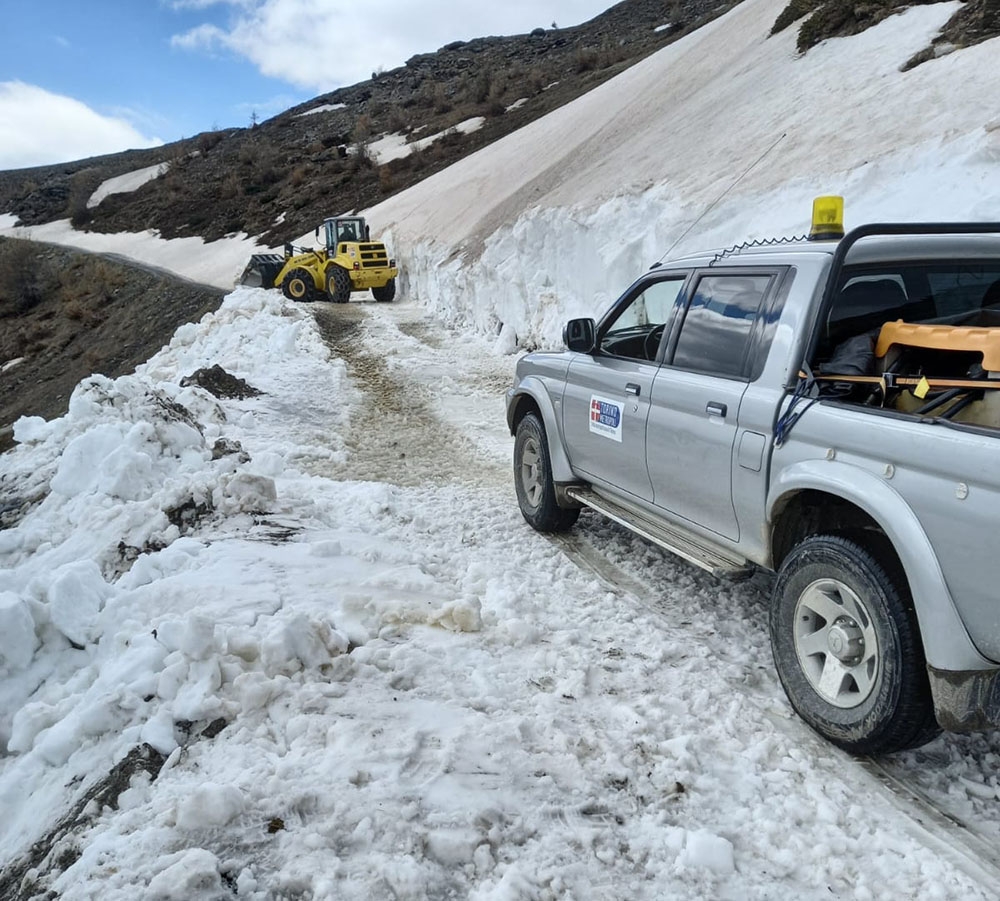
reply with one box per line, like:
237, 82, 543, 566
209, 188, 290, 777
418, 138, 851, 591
565, 487, 752, 578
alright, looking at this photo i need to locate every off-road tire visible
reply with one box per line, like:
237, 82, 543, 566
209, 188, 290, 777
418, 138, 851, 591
770, 534, 939, 755
514, 412, 579, 533
372, 279, 396, 303
282, 268, 314, 302
326, 266, 351, 304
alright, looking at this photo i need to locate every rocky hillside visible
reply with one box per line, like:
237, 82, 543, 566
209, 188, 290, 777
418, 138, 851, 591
2, 0, 996, 257
0, 0, 736, 249
0, 238, 223, 451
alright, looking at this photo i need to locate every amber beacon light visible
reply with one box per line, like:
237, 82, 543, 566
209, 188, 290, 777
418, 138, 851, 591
808, 195, 845, 241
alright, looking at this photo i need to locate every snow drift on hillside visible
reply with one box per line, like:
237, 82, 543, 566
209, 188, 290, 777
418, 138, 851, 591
0, 217, 262, 290
369, 0, 1000, 347
87, 163, 170, 209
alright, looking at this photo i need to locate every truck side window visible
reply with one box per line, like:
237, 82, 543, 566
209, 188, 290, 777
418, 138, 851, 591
671, 274, 771, 378
599, 277, 686, 361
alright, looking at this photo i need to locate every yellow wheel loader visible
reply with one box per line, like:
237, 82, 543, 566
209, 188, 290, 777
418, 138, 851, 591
240, 216, 398, 303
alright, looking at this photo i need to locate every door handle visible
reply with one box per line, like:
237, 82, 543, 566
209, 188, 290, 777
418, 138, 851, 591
706, 401, 727, 417
625, 383, 641, 396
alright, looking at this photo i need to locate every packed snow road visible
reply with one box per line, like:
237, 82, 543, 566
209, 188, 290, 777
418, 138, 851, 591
2, 290, 1000, 900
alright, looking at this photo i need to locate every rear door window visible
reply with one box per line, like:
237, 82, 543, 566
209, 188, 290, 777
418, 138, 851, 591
670, 274, 772, 378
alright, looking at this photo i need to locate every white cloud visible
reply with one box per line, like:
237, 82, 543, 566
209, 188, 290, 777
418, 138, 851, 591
171, 0, 612, 91
0, 82, 163, 170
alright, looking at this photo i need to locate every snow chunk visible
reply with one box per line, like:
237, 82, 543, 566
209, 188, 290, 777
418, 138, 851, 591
47, 559, 112, 646
681, 830, 735, 874
146, 848, 222, 899
13, 415, 55, 444
0, 592, 38, 669
260, 612, 349, 674
364, 595, 482, 633
214, 471, 277, 514
176, 783, 245, 830
50, 422, 128, 497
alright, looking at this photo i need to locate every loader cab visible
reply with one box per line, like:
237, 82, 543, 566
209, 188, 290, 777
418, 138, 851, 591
321, 217, 370, 252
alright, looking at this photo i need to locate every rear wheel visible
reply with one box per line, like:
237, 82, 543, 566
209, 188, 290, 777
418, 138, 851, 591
514, 412, 579, 533
326, 266, 351, 304
769, 534, 939, 755
372, 279, 396, 303
281, 268, 315, 302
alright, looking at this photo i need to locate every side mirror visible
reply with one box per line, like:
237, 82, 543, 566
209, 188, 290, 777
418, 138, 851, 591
564, 318, 596, 353
315, 227, 320, 239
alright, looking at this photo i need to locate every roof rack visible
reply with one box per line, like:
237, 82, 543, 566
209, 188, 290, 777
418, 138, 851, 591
710, 234, 809, 264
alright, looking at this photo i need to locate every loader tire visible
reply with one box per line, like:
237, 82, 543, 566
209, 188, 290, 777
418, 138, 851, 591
372, 279, 396, 303
282, 269, 314, 302
326, 266, 351, 304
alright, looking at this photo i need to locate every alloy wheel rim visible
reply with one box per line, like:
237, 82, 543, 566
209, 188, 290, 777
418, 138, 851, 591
793, 578, 880, 709
519, 436, 543, 508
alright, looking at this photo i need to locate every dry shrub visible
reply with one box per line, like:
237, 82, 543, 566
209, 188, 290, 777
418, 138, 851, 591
432, 84, 452, 114
0, 238, 52, 314
378, 167, 397, 194
574, 48, 598, 72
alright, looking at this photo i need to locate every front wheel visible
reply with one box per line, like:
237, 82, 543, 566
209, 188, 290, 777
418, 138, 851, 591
372, 279, 396, 303
326, 266, 351, 304
513, 412, 579, 533
282, 268, 314, 302
769, 534, 939, 755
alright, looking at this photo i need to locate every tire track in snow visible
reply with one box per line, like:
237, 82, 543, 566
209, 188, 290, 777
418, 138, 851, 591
551, 525, 1000, 893
309, 302, 507, 489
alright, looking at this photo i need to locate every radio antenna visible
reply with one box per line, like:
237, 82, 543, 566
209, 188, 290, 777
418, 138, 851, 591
655, 132, 787, 264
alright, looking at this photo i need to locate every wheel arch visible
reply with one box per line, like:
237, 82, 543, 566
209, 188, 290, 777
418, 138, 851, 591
768, 461, 990, 672
507, 380, 574, 483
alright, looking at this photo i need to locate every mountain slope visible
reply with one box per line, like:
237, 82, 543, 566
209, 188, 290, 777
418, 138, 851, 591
0, 0, 739, 248
365, 0, 1000, 347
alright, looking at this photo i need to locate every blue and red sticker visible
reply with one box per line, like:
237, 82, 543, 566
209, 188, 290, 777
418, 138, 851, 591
589, 395, 623, 442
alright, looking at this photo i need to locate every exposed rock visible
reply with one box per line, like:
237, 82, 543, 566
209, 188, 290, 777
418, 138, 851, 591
181, 364, 261, 399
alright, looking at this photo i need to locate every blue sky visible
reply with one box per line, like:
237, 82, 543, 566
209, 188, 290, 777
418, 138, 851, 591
0, 0, 615, 170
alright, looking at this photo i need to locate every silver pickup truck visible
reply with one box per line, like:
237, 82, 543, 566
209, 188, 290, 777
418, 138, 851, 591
505, 210, 1000, 755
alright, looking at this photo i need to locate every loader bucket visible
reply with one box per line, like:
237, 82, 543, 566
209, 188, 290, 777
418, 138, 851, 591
240, 253, 285, 289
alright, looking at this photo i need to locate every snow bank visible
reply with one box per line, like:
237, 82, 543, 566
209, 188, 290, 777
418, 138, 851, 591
0, 287, 335, 854
88, 163, 169, 209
